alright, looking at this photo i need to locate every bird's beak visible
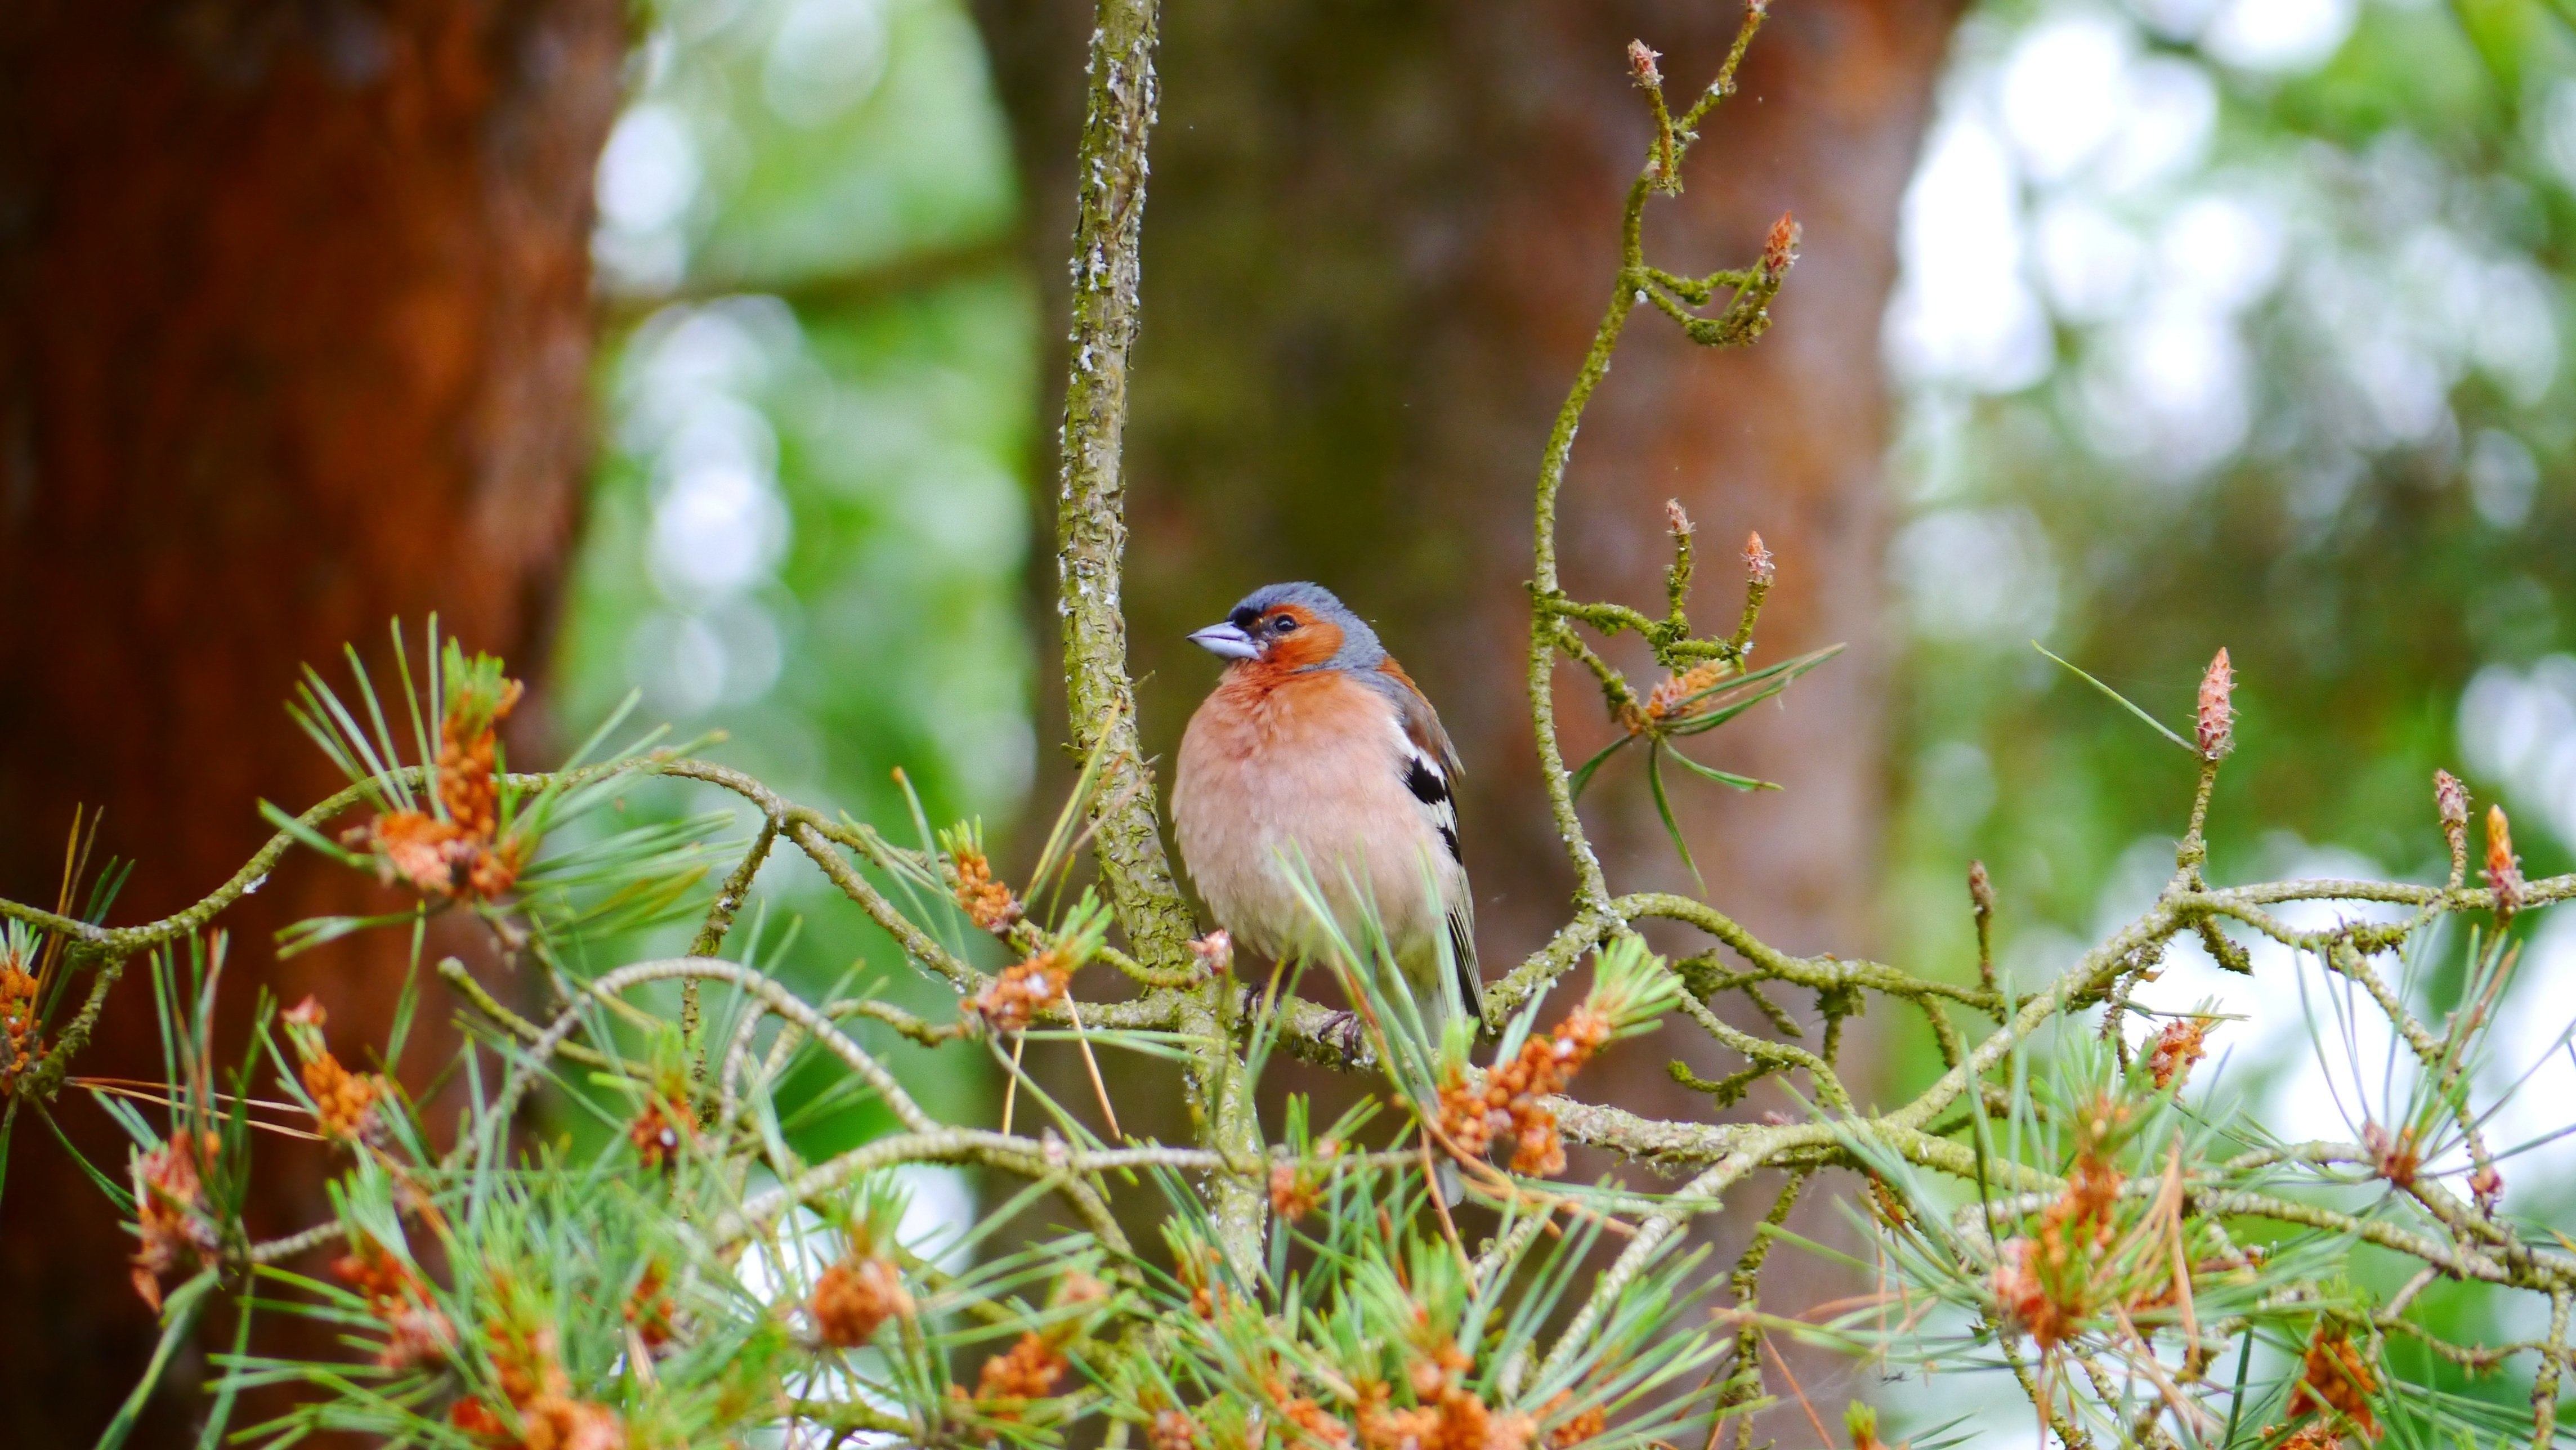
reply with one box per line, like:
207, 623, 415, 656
1188, 621, 1260, 660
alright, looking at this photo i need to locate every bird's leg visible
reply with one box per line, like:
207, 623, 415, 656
1235, 954, 1296, 1027
1319, 1009, 1366, 1060
1227, 955, 1367, 1062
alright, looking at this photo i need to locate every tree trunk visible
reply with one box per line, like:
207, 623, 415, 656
977, 0, 1956, 1419
0, 1, 620, 1440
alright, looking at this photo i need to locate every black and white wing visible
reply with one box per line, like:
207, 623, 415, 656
1376, 662, 1483, 1029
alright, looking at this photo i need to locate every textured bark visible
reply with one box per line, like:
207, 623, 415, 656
0, 0, 620, 1441
977, 0, 1958, 1419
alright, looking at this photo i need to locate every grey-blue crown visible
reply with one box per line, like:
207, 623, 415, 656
1228, 582, 1384, 668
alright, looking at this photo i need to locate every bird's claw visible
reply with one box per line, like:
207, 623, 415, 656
1320, 1009, 1366, 1061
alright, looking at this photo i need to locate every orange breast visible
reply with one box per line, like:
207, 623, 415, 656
1171, 669, 1459, 973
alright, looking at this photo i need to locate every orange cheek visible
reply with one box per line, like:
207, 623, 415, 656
1265, 620, 1344, 670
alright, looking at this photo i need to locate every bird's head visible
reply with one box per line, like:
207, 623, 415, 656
1188, 582, 1384, 673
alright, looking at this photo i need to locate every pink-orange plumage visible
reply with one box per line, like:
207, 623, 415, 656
1170, 584, 1481, 1033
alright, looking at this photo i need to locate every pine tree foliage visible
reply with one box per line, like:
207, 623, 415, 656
6, 5, 2576, 1447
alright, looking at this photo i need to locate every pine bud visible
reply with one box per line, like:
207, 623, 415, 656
1762, 212, 1800, 275
1626, 39, 1663, 89
1190, 929, 1232, 979
2195, 648, 2234, 760
2146, 1017, 2211, 1090
1665, 498, 1692, 540
2485, 805, 2525, 917
1742, 530, 1774, 585
811, 1255, 913, 1347
2471, 1162, 2504, 1214
1846, 1402, 1885, 1450
1967, 859, 1994, 922
2435, 769, 2468, 832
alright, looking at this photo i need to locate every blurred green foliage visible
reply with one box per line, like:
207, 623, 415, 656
1882, 0, 2576, 1429
553, 0, 1035, 1141
1885, 0, 2576, 996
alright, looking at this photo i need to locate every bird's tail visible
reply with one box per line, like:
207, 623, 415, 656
1425, 913, 1476, 1209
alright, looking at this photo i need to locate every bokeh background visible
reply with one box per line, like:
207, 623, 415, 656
8, 0, 2576, 1441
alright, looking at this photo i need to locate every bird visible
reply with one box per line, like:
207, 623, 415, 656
1170, 581, 1484, 1073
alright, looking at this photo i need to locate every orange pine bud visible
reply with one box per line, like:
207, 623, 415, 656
2287, 1322, 2378, 1438
1544, 1389, 1608, 1447
2471, 1162, 2505, 1213
969, 948, 1073, 1033
2486, 805, 2525, 917
2146, 1017, 2210, 1090
624, 1263, 676, 1350
333, 1240, 453, 1369
1743, 530, 1775, 585
811, 1255, 912, 1348
1761, 213, 1799, 275
969, 1330, 1069, 1408
129, 1131, 220, 1309
2364, 1120, 2421, 1191
950, 847, 1021, 934
0, 948, 44, 1090
627, 1094, 697, 1170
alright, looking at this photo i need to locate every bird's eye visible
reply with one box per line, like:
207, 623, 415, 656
1271, 615, 1298, 633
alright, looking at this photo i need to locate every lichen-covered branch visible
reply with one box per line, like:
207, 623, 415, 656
1051, 0, 1194, 979
9, 7, 2575, 1443
1044, 0, 1269, 1278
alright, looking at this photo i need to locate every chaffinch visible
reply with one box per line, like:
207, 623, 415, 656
1171, 583, 1484, 1051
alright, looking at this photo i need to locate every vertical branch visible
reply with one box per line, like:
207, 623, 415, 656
1527, 181, 1649, 919
1525, 1, 1772, 924
1716, 1169, 1813, 1419
1050, 0, 1265, 1273
685, 817, 781, 1102
2535, 1286, 2569, 1450
1054, 0, 1195, 977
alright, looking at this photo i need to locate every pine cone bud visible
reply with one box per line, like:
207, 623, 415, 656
2485, 805, 2525, 917
1761, 212, 1800, 275
1742, 531, 1774, 586
811, 1256, 912, 1347
2195, 648, 2234, 761
1189, 929, 1232, 979
2435, 769, 2469, 832
1626, 39, 1662, 88
2146, 1017, 2210, 1090
2471, 1162, 2504, 1213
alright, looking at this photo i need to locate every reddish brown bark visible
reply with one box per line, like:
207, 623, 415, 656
0, 1, 619, 1440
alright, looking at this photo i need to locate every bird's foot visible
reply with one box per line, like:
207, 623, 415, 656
1318, 1008, 1367, 1062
